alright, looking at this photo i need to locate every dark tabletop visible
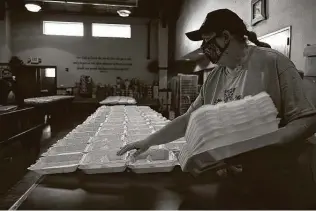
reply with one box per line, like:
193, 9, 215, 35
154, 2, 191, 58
15, 143, 316, 210
17, 167, 241, 210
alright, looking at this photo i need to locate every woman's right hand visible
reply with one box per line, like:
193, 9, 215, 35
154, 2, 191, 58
117, 139, 151, 157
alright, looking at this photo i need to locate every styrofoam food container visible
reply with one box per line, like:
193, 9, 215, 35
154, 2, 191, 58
75, 124, 101, 130
189, 119, 280, 155
98, 129, 125, 136
84, 141, 124, 152
28, 153, 83, 175
79, 150, 127, 174
54, 137, 91, 146
90, 135, 124, 143
42, 144, 87, 156
100, 124, 125, 129
126, 125, 152, 131
165, 141, 186, 152
66, 131, 96, 139
131, 148, 170, 161
73, 127, 100, 133
77, 123, 101, 128
126, 129, 154, 136
180, 128, 285, 174
104, 121, 126, 125
128, 151, 177, 174
125, 122, 150, 127
99, 127, 126, 132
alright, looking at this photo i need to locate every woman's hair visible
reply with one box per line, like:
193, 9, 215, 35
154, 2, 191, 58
226, 25, 271, 48
246, 31, 271, 48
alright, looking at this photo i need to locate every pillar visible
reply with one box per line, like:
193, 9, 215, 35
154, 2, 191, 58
158, 19, 168, 107
0, 3, 11, 63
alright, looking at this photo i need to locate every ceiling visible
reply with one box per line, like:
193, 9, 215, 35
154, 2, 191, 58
6, 0, 183, 19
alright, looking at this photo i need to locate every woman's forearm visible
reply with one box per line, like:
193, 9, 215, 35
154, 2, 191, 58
144, 113, 190, 146
281, 114, 316, 144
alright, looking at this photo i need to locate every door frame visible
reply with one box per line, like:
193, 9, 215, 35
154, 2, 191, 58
258, 26, 292, 58
25, 65, 58, 95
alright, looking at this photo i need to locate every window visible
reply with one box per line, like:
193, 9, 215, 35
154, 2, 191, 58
92, 23, 131, 38
43, 21, 84, 37
45, 68, 56, 77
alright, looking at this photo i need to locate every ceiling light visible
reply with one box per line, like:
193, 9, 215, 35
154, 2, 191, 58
185, 58, 190, 61
198, 52, 204, 55
25, 3, 42, 12
117, 9, 131, 17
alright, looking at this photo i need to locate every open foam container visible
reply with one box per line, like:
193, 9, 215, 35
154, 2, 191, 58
42, 144, 88, 156
84, 140, 125, 152
79, 150, 128, 174
127, 148, 178, 174
28, 153, 84, 175
54, 137, 92, 146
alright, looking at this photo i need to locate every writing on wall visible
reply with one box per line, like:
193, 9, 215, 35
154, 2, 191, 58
73, 56, 133, 73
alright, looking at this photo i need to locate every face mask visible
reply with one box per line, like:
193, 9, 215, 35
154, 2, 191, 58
201, 38, 230, 64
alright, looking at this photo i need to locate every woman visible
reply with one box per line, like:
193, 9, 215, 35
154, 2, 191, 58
0, 73, 17, 106
118, 9, 316, 208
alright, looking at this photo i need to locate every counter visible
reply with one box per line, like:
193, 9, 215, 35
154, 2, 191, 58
24, 96, 74, 129
11, 168, 236, 210
0, 107, 45, 196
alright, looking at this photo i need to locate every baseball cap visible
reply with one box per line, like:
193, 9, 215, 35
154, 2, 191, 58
186, 9, 246, 41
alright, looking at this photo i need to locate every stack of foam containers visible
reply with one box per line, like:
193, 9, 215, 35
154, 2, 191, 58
178, 92, 281, 172
24, 96, 74, 105
99, 96, 137, 105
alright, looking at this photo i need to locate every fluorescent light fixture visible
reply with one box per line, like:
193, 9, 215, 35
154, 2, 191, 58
117, 9, 131, 17
25, 3, 42, 12
198, 52, 204, 55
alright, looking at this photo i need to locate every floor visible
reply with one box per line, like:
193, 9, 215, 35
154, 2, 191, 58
0, 110, 89, 210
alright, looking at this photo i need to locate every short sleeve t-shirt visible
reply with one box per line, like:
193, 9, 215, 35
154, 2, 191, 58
188, 46, 316, 126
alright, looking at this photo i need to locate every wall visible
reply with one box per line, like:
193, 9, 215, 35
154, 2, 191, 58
0, 8, 11, 63
11, 12, 158, 87
176, 0, 316, 72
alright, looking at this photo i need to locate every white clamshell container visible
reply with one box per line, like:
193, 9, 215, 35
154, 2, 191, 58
90, 135, 124, 143
28, 153, 84, 175
84, 140, 125, 152
79, 150, 128, 174
42, 144, 88, 156
126, 129, 154, 136
66, 131, 96, 139
128, 150, 177, 174
54, 137, 92, 146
